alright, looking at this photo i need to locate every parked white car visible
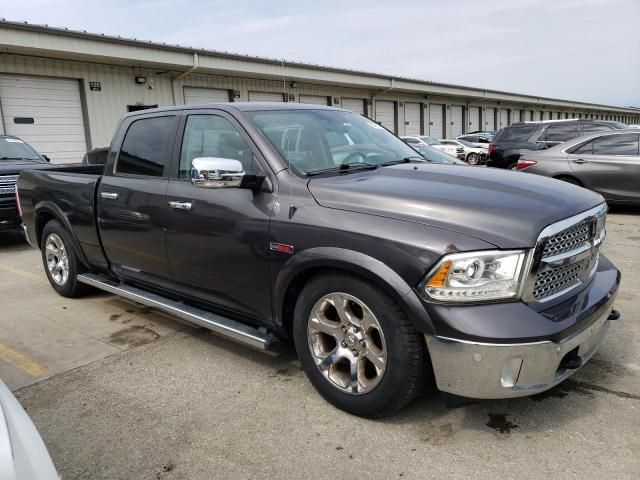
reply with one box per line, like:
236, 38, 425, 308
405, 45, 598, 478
456, 133, 493, 149
0, 379, 59, 479
439, 139, 487, 165
401, 136, 463, 158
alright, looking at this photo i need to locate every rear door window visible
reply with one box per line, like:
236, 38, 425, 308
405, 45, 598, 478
592, 134, 640, 156
117, 116, 177, 176
496, 125, 538, 143
581, 123, 616, 134
571, 140, 594, 155
541, 123, 579, 142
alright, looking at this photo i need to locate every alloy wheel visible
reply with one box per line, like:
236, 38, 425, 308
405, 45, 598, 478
307, 292, 387, 395
45, 233, 69, 285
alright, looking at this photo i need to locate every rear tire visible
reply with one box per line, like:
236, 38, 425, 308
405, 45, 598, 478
293, 272, 429, 418
41, 220, 90, 298
466, 153, 480, 165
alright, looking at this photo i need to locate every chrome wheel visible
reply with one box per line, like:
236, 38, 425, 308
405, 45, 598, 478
45, 233, 69, 285
307, 292, 387, 395
467, 153, 479, 165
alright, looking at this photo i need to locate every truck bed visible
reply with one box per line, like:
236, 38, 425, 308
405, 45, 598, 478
17, 166, 108, 270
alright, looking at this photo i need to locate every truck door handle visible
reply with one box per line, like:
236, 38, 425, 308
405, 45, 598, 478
168, 201, 192, 211
100, 192, 119, 200
572, 159, 588, 164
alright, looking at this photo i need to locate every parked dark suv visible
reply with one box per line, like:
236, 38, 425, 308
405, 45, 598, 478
487, 119, 628, 169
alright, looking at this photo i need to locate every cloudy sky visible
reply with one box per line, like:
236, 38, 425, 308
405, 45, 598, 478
3, 0, 639, 107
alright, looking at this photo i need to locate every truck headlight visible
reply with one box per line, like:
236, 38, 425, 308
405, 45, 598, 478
421, 250, 528, 302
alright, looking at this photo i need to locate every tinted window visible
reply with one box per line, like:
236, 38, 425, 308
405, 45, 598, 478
571, 140, 593, 155
592, 134, 640, 156
496, 125, 538, 142
117, 116, 176, 176
0, 137, 40, 161
581, 123, 615, 134
404, 137, 420, 144
179, 115, 254, 178
541, 123, 579, 141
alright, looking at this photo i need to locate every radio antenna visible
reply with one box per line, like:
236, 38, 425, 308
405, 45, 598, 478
282, 58, 296, 219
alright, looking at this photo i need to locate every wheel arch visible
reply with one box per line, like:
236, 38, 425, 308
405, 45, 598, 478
34, 201, 90, 268
553, 174, 584, 187
274, 247, 434, 338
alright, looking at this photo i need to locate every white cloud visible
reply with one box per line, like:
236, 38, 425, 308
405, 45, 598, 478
2, 0, 638, 106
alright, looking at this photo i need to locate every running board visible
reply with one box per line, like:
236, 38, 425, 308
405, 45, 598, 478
77, 273, 280, 352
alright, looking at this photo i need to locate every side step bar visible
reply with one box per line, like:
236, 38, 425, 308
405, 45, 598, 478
77, 273, 280, 352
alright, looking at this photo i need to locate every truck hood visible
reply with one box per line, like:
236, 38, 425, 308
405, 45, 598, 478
0, 160, 55, 176
307, 163, 604, 248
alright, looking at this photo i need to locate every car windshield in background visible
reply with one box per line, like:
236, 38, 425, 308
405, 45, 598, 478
0, 137, 40, 161
248, 109, 421, 175
418, 136, 440, 145
457, 139, 476, 148
412, 145, 466, 165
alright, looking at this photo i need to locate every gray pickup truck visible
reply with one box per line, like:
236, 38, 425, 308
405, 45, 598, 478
17, 103, 621, 417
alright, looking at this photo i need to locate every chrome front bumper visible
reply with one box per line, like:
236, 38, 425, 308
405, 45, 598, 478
20, 223, 34, 247
425, 300, 616, 399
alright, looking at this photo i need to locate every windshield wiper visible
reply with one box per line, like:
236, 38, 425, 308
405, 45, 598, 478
306, 161, 380, 177
0, 156, 25, 160
378, 156, 427, 167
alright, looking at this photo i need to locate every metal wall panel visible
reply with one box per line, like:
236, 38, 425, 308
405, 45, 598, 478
0, 74, 87, 163
428, 104, 444, 138
375, 100, 396, 132
450, 105, 463, 138
404, 102, 421, 136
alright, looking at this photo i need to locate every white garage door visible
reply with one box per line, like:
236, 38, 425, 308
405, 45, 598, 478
485, 108, 496, 131
499, 109, 509, 128
404, 103, 421, 136
428, 104, 444, 138
248, 91, 286, 102
0, 74, 87, 164
512, 110, 521, 123
299, 95, 329, 106
450, 105, 463, 138
468, 106, 480, 132
183, 87, 229, 105
341, 98, 365, 115
375, 101, 396, 132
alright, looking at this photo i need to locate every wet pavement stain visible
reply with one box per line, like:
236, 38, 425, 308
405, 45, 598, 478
421, 423, 456, 445
107, 325, 160, 348
109, 314, 122, 322
486, 413, 519, 434
530, 388, 569, 402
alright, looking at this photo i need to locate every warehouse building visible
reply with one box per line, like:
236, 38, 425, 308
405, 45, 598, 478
0, 20, 638, 163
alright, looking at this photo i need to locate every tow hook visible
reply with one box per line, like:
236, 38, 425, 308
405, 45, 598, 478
607, 309, 621, 321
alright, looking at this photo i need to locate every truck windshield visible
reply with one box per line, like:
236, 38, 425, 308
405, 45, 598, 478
0, 137, 41, 161
247, 109, 422, 175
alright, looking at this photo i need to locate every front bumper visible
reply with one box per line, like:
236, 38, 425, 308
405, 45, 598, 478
425, 257, 619, 399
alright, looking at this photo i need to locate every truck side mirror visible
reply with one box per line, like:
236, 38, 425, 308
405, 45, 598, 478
42, 154, 51, 162
191, 157, 245, 188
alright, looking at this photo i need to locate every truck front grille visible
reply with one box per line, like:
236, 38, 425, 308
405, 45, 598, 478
542, 219, 591, 258
533, 260, 586, 300
0, 175, 19, 195
525, 204, 606, 303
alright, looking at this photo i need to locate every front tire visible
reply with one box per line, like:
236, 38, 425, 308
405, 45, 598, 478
293, 272, 429, 418
41, 220, 90, 298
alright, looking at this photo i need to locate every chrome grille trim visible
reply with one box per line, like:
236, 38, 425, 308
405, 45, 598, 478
523, 203, 607, 303
0, 175, 19, 195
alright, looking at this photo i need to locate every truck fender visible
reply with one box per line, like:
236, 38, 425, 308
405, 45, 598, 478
273, 247, 435, 336
33, 200, 91, 269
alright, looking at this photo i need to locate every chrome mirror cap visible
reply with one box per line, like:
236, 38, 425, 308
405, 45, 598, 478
191, 157, 245, 188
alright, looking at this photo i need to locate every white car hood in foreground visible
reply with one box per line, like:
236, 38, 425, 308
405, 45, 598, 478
0, 380, 58, 480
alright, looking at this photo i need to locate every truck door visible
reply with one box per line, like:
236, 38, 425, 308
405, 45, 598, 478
97, 113, 180, 283
164, 110, 275, 323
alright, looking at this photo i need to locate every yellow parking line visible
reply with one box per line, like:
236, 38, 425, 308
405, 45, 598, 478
0, 342, 46, 377
0, 261, 45, 282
